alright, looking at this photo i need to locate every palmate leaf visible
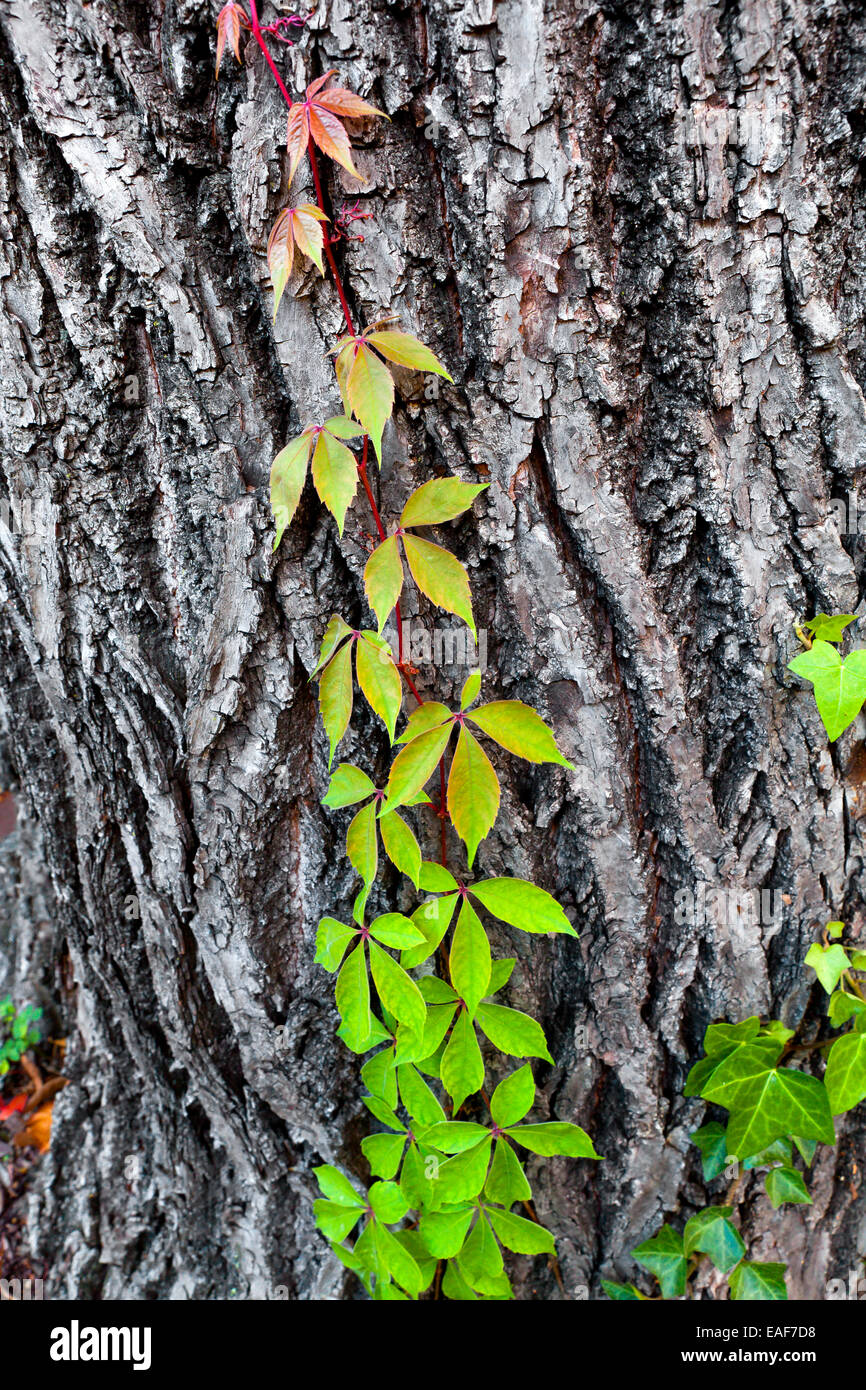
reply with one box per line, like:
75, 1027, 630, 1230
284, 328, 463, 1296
449, 899, 491, 1017
286, 70, 386, 186
764, 1166, 812, 1208
788, 640, 866, 741
632, 1225, 687, 1299
470, 877, 577, 936
380, 721, 453, 811
490, 1064, 535, 1128
440, 1007, 486, 1113
487, 1206, 555, 1257
683, 1206, 745, 1272
215, 1, 248, 78
485, 1136, 531, 1206
319, 637, 354, 769
340, 341, 394, 463
699, 1045, 835, 1157
804, 612, 856, 643
728, 1261, 788, 1301
804, 941, 850, 994
364, 534, 404, 634
475, 1002, 553, 1063
267, 203, 328, 318
335, 941, 372, 1051
824, 1031, 866, 1115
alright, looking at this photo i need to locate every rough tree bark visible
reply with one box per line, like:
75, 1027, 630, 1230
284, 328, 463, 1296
1, 0, 865, 1300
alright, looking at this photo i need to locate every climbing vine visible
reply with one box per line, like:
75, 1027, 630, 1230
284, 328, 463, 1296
217, 6, 598, 1299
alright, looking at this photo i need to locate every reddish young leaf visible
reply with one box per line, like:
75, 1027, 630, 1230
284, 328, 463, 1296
267, 204, 329, 318
286, 70, 386, 186
215, 2, 248, 79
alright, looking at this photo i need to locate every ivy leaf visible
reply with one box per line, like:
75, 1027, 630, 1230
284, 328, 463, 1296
364, 535, 404, 633
310, 426, 357, 535
602, 1280, 646, 1301
318, 638, 354, 768
449, 899, 492, 1017
700, 1048, 835, 1156
267, 204, 329, 317
470, 877, 576, 936
402, 534, 476, 636
804, 941, 850, 994
728, 1261, 788, 1301
335, 942, 371, 1052
381, 721, 453, 812
399, 477, 486, 528
215, 1, 247, 78
379, 810, 422, 887
475, 1002, 553, 1063
828, 991, 866, 1027
468, 701, 574, 769
365, 330, 453, 379
440, 1008, 486, 1113
690, 1122, 730, 1181
270, 432, 314, 549
804, 613, 856, 643
368, 941, 426, 1037
355, 632, 402, 742
505, 1121, 600, 1159
765, 1166, 812, 1209
315, 916, 358, 973
322, 763, 376, 808
286, 70, 386, 185
485, 1137, 531, 1206
631, 1225, 687, 1299
341, 341, 395, 463
683, 1206, 745, 1272
447, 726, 500, 868
824, 1031, 866, 1114
788, 641, 866, 741
490, 1063, 535, 1128
486, 1207, 555, 1257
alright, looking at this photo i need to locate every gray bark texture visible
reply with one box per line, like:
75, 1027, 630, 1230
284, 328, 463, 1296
1, 0, 865, 1300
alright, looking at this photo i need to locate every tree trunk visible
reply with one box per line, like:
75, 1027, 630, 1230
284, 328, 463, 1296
1, 0, 865, 1300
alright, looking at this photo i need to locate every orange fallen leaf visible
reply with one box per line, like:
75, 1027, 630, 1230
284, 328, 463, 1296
13, 1102, 54, 1153
0, 1093, 27, 1123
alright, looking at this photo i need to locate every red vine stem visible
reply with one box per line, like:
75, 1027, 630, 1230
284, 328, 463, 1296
249, 6, 447, 861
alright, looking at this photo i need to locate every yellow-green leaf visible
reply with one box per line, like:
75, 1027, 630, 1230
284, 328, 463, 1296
366, 329, 453, 379
396, 702, 453, 744
440, 1007, 485, 1113
355, 633, 402, 742
368, 940, 427, 1036
347, 799, 378, 888
468, 700, 574, 768
400, 477, 487, 528
335, 941, 371, 1051
311, 429, 358, 536
319, 637, 354, 768
402, 534, 476, 637
364, 534, 404, 633
449, 898, 491, 1017
270, 432, 314, 550
380, 810, 422, 886
312, 614, 353, 677
345, 341, 395, 463
381, 720, 453, 812
447, 725, 500, 868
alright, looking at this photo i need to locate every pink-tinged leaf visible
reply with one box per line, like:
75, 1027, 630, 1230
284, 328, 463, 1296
311, 428, 357, 536
396, 702, 453, 745
356, 632, 403, 742
290, 204, 328, 275
215, 2, 247, 78
402, 534, 476, 636
286, 103, 311, 185
468, 701, 574, 769
381, 721, 454, 813
309, 104, 363, 181
312, 614, 353, 678
267, 204, 328, 318
314, 87, 387, 120
319, 637, 354, 768
346, 342, 394, 462
367, 330, 453, 380
447, 725, 500, 868
364, 534, 404, 632
324, 415, 366, 440
400, 477, 487, 528
270, 431, 314, 550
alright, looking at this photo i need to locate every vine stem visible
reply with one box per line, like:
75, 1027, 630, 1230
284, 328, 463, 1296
248, 5, 449, 861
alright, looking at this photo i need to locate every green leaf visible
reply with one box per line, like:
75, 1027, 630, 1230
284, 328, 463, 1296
315, 916, 358, 973
418, 977, 459, 1004
368, 912, 425, 950
401, 893, 459, 969
381, 721, 453, 812
632, 1225, 687, 1299
485, 1136, 531, 1206
318, 638, 354, 768
703, 1017, 761, 1055
690, 1122, 730, 1181
459, 1212, 504, 1288
345, 341, 394, 463
335, 942, 372, 1052
368, 1179, 409, 1224
470, 877, 576, 936
313, 1164, 366, 1207
366, 329, 453, 379
701, 1048, 836, 1156
804, 613, 856, 643
828, 991, 866, 1027
490, 1063, 535, 1127
322, 763, 376, 808
419, 861, 459, 892
728, 1261, 788, 1301
486, 958, 516, 995
824, 1031, 866, 1114
475, 1002, 553, 1063
788, 640, 866, 741
423, 1121, 489, 1154
400, 1140, 434, 1210
371, 1221, 423, 1297
793, 1135, 818, 1165
402, 534, 476, 636
368, 941, 426, 1037
397, 1062, 446, 1127
765, 1166, 812, 1209
397, 702, 453, 744
380, 810, 422, 887
850, 950, 866, 970
361, 1045, 397, 1106
347, 800, 378, 896
468, 700, 574, 768
449, 898, 492, 1016
506, 1121, 600, 1159
312, 614, 353, 677
419, 1205, 475, 1258
487, 1206, 555, 1256
362, 1132, 406, 1179
270, 432, 313, 549
311, 427, 357, 535
602, 1280, 646, 1301
314, 1199, 365, 1242
683, 1206, 745, 1271
355, 633, 402, 742
399, 476, 486, 528
447, 726, 500, 868
743, 1138, 792, 1170
440, 1008, 486, 1113
323, 414, 366, 440
364, 534, 404, 634
413, 1003, 457, 1065
431, 1138, 492, 1207
827, 920, 846, 939
460, 670, 482, 711
805, 941, 850, 994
